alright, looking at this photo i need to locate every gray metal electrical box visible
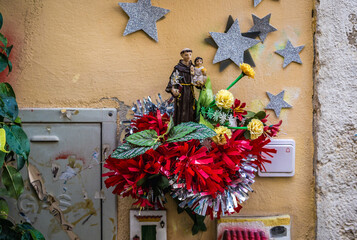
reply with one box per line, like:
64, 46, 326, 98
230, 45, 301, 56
6, 108, 117, 240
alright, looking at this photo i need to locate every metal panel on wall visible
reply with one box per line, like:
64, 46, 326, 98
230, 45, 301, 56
6, 108, 117, 240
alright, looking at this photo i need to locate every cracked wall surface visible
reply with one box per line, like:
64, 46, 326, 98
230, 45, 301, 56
315, 0, 357, 239
0, 0, 315, 239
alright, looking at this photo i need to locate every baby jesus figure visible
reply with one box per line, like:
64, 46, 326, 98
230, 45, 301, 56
192, 57, 207, 87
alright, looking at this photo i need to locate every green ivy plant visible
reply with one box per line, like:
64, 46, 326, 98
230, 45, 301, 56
0, 12, 45, 240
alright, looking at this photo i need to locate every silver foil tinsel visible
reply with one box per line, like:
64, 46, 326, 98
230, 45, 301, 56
170, 157, 258, 218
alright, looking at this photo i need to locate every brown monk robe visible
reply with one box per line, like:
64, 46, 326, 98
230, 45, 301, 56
166, 59, 196, 125
166, 48, 205, 125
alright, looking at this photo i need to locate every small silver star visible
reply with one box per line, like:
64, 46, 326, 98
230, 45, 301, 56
275, 40, 304, 68
254, 0, 263, 7
265, 90, 292, 117
118, 0, 169, 42
210, 19, 260, 66
249, 14, 277, 43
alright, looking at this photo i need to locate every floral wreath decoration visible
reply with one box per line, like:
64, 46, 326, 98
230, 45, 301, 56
103, 64, 282, 234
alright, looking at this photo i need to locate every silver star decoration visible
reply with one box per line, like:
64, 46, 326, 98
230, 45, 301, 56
265, 90, 292, 117
210, 19, 260, 66
249, 14, 277, 43
118, 0, 169, 42
254, 0, 263, 7
275, 40, 304, 68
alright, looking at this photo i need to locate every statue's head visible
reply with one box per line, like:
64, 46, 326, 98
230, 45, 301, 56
194, 57, 203, 67
180, 48, 192, 62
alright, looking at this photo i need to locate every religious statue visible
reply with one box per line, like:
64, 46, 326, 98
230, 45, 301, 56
192, 57, 207, 87
166, 48, 202, 125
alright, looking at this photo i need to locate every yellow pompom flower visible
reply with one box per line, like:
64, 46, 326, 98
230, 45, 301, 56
215, 90, 234, 109
212, 126, 232, 145
247, 119, 264, 140
240, 63, 255, 79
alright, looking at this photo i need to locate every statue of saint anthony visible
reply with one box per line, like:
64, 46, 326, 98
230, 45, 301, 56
166, 48, 200, 125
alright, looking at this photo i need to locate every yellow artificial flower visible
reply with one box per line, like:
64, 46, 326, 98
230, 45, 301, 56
247, 119, 264, 140
212, 126, 232, 145
240, 63, 255, 79
215, 89, 234, 109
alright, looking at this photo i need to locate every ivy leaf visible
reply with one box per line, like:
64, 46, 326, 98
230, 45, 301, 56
126, 129, 158, 147
170, 122, 216, 142
0, 151, 5, 168
3, 125, 30, 160
0, 33, 7, 47
0, 198, 9, 219
0, 97, 18, 121
254, 111, 266, 120
1, 165, 24, 199
7, 59, 11, 74
16, 155, 26, 171
0, 83, 16, 98
0, 13, 3, 30
167, 124, 196, 142
0, 128, 9, 153
16, 223, 45, 240
0, 45, 12, 57
0, 53, 8, 73
111, 142, 160, 159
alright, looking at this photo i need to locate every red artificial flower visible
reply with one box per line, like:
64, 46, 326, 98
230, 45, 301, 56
170, 140, 225, 196
103, 148, 163, 198
131, 110, 170, 136
231, 99, 247, 121
133, 196, 154, 208
264, 120, 282, 137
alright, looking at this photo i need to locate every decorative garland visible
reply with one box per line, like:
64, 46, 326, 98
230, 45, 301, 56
103, 64, 282, 234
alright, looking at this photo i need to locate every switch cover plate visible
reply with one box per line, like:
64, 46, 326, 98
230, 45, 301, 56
258, 139, 295, 177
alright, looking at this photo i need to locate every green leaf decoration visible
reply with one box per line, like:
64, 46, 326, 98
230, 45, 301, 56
1, 165, 24, 199
7, 59, 11, 74
0, 83, 16, 98
0, 53, 8, 73
244, 111, 255, 118
198, 77, 214, 108
0, 128, 9, 153
0, 13, 3, 30
111, 142, 160, 159
244, 130, 251, 139
254, 111, 266, 120
0, 97, 18, 121
126, 129, 158, 147
0, 33, 7, 47
0, 198, 9, 219
3, 125, 30, 160
164, 116, 174, 136
199, 114, 214, 130
167, 124, 196, 142
169, 122, 216, 142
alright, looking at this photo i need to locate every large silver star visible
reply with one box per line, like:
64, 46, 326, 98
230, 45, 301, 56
265, 90, 292, 117
254, 0, 263, 7
209, 19, 260, 66
249, 14, 277, 43
118, 0, 169, 42
275, 40, 304, 68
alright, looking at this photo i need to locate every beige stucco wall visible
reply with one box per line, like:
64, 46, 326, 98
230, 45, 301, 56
0, 0, 315, 239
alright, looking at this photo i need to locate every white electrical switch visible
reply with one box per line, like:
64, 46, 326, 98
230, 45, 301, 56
258, 139, 295, 177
